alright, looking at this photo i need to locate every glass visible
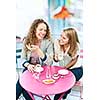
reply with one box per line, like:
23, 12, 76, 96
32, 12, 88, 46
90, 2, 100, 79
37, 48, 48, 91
32, 72, 40, 79
46, 66, 51, 79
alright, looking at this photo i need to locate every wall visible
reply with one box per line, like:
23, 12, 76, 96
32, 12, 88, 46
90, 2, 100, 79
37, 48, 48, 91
16, 0, 48, 38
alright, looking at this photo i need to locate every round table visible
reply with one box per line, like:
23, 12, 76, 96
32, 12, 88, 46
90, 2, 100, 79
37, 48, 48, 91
20, 66, 76, 99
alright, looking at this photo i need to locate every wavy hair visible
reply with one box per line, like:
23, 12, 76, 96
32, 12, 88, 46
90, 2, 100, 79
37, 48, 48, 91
61, 28, 80, 57
24, 19, 51, 52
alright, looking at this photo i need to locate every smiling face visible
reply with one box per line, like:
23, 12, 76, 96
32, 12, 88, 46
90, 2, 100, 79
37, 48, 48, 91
35, 23, 47, 40
59, 32, 69, 45
25, 19, 51, 52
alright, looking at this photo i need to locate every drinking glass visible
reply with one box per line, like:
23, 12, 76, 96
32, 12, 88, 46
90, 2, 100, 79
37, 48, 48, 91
46, 66, 52, 78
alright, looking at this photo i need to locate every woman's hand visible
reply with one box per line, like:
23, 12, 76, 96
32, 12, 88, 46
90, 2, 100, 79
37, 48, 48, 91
26, 44, 39, 51
26, 44, 32, 51
26, 44, 44, 59
27, 64, 35, 72
53, 54, 59, 62
31, 45, 39, 50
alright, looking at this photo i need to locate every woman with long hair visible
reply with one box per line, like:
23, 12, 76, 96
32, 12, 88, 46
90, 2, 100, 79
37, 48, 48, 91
16, 19, 53, 100
53, 27, 83, 100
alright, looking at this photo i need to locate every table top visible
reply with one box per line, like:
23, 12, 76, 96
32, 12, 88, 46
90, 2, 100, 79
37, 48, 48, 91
20, 66, 76, 95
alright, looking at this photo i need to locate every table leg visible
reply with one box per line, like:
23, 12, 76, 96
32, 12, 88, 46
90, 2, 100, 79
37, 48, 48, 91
27, 91, 35, 100
43, 95, 51, 100
58, 93, 65, 100
27, 91, 51, 100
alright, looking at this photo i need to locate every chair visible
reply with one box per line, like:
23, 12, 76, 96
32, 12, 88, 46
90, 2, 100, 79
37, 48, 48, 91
70, 49, 83, 99
16, 39, 23, 68
16, 48, 22, 78
73, 79, 83, 99
16, 49, 22, 68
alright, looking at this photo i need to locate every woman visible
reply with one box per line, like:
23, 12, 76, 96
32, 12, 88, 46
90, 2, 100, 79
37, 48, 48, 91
53, 27, 83, 100
16, 19, 53, 100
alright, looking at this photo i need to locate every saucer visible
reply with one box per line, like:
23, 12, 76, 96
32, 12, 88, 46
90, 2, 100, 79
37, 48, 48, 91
58, 69, 69, 75
34, 67, 44, 72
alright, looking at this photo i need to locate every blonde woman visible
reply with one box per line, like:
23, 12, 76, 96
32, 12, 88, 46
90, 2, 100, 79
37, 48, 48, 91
53, 28, 83, 100
16, 19, 53, 100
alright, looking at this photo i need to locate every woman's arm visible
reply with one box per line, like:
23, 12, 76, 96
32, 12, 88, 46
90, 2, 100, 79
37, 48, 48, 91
27, 44, 45, 59
66, 42, 80, 69
65, 55, 79, 69
53, 39, 61, 62
53, 53, 59, 62
21, 43, 35, 72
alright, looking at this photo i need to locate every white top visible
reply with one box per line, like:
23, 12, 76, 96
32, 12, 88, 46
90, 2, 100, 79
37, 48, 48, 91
54, 39, 82, 69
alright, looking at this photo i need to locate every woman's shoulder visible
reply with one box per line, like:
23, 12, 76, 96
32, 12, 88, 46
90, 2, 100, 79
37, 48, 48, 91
43, 38, 53, 44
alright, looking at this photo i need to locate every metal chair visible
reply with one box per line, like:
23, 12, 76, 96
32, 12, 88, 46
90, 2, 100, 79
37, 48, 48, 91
16, 49, 22, 78
73, 79, 83, 99
70, 49, 83, 99
16, 49, 22, 67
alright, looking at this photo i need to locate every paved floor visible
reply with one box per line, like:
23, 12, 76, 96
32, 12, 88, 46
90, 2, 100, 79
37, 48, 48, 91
16, 68, 83, 100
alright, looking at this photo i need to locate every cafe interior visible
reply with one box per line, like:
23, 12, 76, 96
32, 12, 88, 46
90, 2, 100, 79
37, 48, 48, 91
16, 0, 83, 100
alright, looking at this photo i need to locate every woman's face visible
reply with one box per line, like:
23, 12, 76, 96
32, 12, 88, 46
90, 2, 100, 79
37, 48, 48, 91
59, 32, 69, 45
35, 23, 47, 40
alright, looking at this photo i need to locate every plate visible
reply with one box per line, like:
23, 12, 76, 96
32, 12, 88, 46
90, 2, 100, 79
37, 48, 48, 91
34, 67, 44, 72
42, 79, 55, 84
58, 69, 69, 75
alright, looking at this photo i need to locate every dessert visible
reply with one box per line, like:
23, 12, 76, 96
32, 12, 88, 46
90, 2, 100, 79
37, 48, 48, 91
42, 79, 55, 84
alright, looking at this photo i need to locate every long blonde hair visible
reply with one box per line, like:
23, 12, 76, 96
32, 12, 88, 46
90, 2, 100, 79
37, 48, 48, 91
61, 28, 79, 57
24, 19, 51, 52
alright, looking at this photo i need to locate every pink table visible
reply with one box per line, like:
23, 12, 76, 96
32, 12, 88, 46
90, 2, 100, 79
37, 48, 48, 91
20, 66, 76, 100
